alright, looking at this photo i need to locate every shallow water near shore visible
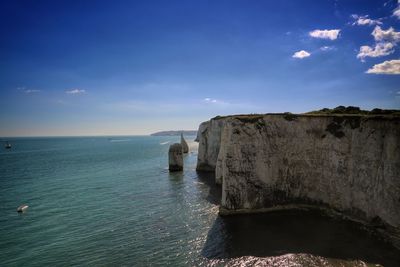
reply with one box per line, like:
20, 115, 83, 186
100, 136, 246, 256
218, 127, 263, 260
0, 136, 399, 266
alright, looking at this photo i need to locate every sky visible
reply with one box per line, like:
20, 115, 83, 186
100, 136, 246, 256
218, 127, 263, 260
1, 0, 400, 136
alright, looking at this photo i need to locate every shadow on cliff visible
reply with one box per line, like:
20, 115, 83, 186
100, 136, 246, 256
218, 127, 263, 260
196, 171, 221, 205
201, 210, 400, 267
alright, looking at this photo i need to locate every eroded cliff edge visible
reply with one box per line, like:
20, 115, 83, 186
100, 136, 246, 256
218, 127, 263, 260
196, 113, 400, 247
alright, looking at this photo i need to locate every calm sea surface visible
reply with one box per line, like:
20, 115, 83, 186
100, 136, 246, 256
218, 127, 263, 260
1, 136, 399, 266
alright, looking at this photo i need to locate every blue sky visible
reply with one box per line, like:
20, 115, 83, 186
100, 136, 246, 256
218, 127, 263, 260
1, 0, 400, 136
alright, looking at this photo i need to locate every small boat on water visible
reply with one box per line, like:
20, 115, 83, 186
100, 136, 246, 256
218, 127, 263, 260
5, 141, 11, 149
17, 205, 29, 213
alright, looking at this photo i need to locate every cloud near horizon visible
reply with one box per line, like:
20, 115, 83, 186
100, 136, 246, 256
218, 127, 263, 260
66, 89, 86, 95
309, 29, 340, 40
366, 59, 400, 74
292, 50, 311, 59
204, 97, 217, 103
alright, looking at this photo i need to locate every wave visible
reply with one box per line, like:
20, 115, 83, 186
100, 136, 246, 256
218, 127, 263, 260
109, 139, 131, 142
160, 141, 170, 145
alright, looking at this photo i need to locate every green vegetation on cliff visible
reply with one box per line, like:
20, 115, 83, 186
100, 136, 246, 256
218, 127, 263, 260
212, 106, 400, 121
306, 106, 400, 116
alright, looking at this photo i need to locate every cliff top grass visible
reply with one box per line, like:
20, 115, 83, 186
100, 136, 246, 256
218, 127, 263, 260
305, 106, 400, 116
212, 106, 400, 121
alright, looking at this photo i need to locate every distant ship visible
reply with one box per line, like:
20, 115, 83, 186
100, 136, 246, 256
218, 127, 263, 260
5, 141, 11, 149
17, 205, 28, 213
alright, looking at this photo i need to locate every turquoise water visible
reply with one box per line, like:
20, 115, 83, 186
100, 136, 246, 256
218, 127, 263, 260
1, 137, 399, 266
0, 136, 219, 266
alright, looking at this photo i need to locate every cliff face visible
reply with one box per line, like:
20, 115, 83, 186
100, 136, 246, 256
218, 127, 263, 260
196, 119, 226, 172
196, 114, 400, 245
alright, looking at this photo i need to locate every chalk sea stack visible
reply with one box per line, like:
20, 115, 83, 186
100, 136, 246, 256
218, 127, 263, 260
196, 108, 400, 248
169, 143, 183, 172
180, 133, 189, 153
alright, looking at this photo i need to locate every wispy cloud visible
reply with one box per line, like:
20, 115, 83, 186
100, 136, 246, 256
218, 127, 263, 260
24, 89, 41, 94
366, 59, 400, 74
204, 98, 217, 103
17, 87, 41, 94
320, 46, 335, 51
292, 50, 311, 59
309, 29, 340, 40
66, 89, 86, 95
357, 42, 395, 61
351, 14, 382, 26
203, 98, 229, 105
393, 90, 400, 100
395, 8, 400, 19
394, 1, 400, 19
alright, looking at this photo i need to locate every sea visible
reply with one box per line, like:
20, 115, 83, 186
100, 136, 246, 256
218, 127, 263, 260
1, 136, 399, 266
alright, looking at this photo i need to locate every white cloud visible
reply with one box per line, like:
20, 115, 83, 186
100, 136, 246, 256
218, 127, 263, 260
292, 50, 311, 59
309, 29, 340, 40
358, 26, 400, 62
357, 42, 395, 61
66, 89, 86, 95
372, 26, 400, 42
351, 15, 382, 26
366, 59, 400, 74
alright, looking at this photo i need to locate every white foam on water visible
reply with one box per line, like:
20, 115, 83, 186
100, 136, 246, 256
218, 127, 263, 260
160, 141, 170, 145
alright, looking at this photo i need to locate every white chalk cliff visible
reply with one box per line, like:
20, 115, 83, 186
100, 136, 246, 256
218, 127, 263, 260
180, 133, 189, 153
169, 143, 183, 171
196, 114, 400, 247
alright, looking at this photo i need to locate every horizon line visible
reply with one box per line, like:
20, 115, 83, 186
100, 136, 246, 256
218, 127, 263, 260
0, 131, 199, 139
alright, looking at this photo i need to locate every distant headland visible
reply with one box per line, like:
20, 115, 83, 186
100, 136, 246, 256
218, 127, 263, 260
150, 130, 197, 136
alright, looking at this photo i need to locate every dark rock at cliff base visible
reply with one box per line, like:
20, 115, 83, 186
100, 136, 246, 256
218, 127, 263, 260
169, 143, 183, 172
